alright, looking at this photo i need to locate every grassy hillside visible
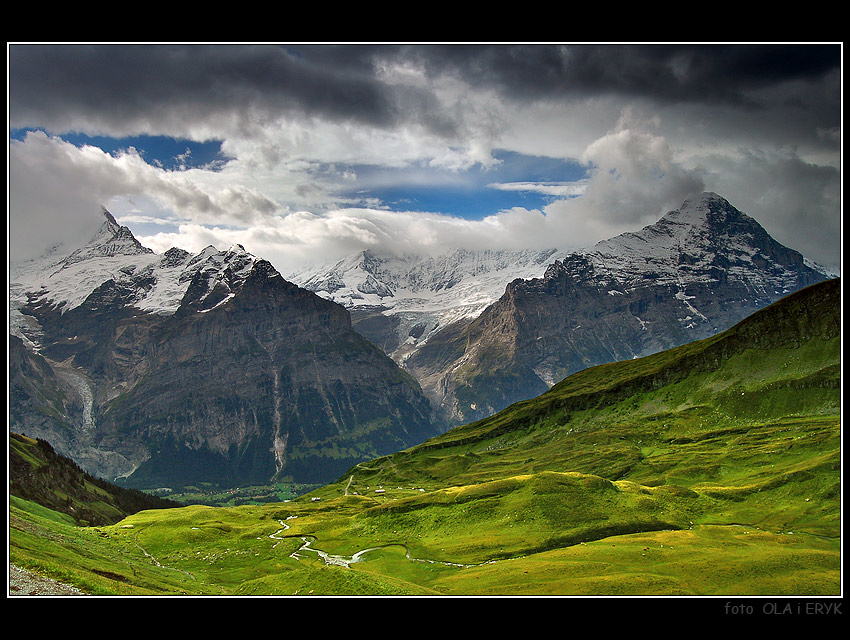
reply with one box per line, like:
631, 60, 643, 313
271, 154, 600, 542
8, 279, 840, 596
10, 432, 180, 526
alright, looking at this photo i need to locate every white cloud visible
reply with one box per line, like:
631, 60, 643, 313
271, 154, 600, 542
487, 181, 589, 197
8, 131, 281, 260
8, 46, 841, 277
12, 108, 840, 280
689, 146, 841, 273
128, 119, 709, 273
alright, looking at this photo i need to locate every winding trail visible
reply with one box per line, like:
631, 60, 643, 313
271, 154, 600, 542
132, 530, 197, 580
268, 518, 487, 569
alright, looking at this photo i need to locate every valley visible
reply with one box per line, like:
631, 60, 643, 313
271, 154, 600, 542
9, 278, 841, 596
154, 482, 323, 507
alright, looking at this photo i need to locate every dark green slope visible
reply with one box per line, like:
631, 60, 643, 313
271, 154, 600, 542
339, 278, 840, 516
9, 432, 180, 527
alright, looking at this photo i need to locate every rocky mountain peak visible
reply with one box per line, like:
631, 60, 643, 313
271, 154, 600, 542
568, 191, 828, 294
656, 192, 763, 241
159, 247, 192, 268
664, 191, 732, 221
60, 207, 154, 268
100, 206, 121, 230
10, 210, 291, 326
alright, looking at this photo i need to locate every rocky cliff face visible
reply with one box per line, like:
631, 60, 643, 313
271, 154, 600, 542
10, 211, 440, 487
405, 193, 832, 424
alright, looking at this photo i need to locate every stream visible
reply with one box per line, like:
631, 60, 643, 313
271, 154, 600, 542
269, 519, 485, 569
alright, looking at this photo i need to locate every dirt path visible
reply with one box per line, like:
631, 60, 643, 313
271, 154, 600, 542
8, 564, 84, 596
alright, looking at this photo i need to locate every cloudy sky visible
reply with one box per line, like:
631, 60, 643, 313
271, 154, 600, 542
8, 43, 843, 275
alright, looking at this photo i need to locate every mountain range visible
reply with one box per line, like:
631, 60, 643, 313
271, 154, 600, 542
10, 211, 440, 487
288, 247, 571, 362
289, 193, 832, 425
9, 193, 832, 489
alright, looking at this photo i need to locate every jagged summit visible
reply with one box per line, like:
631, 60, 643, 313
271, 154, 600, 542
292, 247, 568, 303
174, 242, 262, 314
10, 209, 275, 325
662, 191, 735, 221
60, 207, 154, 268
653, 192, 770, 245
564, 191, 828, 294
101, 206, 121, 229
290, 246, 571, 361
589, 192, 755, 250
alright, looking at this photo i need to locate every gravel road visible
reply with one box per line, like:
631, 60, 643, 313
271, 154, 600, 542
8, 564, 84, 596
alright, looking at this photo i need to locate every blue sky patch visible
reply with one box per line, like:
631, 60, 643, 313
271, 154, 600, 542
11, 129, 231, 171
334, 150, 589, 219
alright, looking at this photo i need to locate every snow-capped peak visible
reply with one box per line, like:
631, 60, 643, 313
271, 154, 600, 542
557, 191, 825, 295
290, 247, 568, 312
59, 207, 154, 268
662, 191, 727, 223
9, 211, 266, 347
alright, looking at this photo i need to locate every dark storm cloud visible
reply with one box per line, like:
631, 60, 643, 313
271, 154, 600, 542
9, 43, 840, 140
400, 43, 840, 105
8, 44, 448, 138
